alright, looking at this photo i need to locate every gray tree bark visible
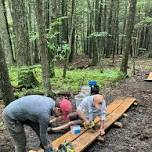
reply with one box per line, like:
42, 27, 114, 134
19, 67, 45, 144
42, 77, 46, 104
120, 0, 137, 74
0, 0, 14, 65
11, 0, 30, 66
69, 0, 76, 63
0, 37, 14, 106
105, 0, 114, 58
35, 0, 52, 96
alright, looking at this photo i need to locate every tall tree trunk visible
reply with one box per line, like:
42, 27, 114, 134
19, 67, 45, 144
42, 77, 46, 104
103, 0, 107, 54
61, 0, 68, 43
120, 1, 127, 54
26, 0, 38, 65
45, 0, 55, 77
86, 1, 92, 58
11, 0, 30, 66
105, 0, 114, 58
0, 0, 14, 65
112, 0, 119, 63
92, 0, 100, 65
120, 0, 137, 74
145, 0, 152, 57
35, 0, 52, 96
148, 27, 152, 58
61, 0, 69, 78
69, 0, 76, 63
0, 38, 14, 106
69, 28, 75, 62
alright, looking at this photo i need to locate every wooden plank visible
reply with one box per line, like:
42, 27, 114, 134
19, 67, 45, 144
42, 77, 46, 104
29, 97, 125, 152
144, 72, 152, 81
147, 72, 152, 80
52, 97, 124, 149
72, 97, 136, 152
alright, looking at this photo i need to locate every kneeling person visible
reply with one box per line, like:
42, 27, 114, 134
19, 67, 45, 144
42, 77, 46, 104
76, 94, 107, 135
50, 95, 107, 135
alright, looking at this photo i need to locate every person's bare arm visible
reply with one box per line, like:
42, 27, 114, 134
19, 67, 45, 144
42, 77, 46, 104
49, 116, 62, 123
99, 99, 107, 135
99, 120, 105, 135
76, 109, 89, 124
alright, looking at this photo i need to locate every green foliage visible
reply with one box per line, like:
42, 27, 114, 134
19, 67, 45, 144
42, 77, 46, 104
88, 32, 109, 38
18, 68, 39, 88
47, 31, 60, 41
138, 48, 147, 55
9, 66, 41, 87
137, 1, 146, 12
9, 66, 124, 96
29, 31, 38, 42
135, 17, 152, 29
50, 17, 64, 27
54, 43, 70, 61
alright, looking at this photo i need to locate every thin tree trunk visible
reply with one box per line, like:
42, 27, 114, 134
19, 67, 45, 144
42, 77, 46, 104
45, 0, 55, 77
0, 38, 14, 106
148, 27, 152, 58
105, 0, 114, 58
69, 0, 76, 63
103, 0, 107, 55
0, 0, 14, 65
35, 0, 52, 96
61, 0, 68, 43
112, 0, 119, 63
87, 1, 92, 58
11, 0, 30, 66
120, 0, 137, 74
92, 0, 100, 65
120, 1, 127, 54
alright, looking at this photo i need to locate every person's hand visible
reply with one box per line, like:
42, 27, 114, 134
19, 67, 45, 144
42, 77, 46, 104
99, 128, 105, 136
83, 120, 90, 129
83, 119, 90, 128
47, 127, 54, 134
85, 119, 90, 125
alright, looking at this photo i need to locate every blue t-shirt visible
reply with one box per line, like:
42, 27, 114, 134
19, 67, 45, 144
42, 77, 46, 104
3, 95, 55, 146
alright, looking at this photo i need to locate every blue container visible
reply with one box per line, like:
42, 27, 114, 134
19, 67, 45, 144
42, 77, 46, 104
88, 80, 97, 87
71, 125, 81, 134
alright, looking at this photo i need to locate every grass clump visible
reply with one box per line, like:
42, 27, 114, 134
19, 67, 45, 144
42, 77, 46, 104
9, 66, 124, 96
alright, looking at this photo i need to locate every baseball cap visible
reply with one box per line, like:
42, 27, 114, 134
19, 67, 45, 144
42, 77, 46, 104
59, 98, 72, 120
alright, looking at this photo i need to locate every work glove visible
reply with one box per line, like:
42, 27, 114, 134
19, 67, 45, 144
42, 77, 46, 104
89, 120, 95, 129
83, 120, 95, 129
83, 120, 90, 129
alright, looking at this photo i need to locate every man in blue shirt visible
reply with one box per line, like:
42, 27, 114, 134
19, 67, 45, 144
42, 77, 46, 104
2, 95, 72, 152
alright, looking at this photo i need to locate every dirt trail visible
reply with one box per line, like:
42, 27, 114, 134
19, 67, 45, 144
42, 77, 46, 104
85, 75, 152, 152
0, 72, 152, 152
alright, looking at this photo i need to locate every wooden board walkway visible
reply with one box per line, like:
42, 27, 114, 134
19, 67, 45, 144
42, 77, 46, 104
72, 97, 136, 152
29, 97, 136, 152
144, 72, 152, 81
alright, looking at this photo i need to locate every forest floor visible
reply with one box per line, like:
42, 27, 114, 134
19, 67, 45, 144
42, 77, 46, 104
0, 57, 152, 152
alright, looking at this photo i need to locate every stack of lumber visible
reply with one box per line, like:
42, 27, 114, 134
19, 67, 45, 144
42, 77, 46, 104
144, 72, 152, 81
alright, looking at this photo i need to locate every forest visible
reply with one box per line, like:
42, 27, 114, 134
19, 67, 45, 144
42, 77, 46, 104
0, 0, 151, 105
0, 0, 152, 151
